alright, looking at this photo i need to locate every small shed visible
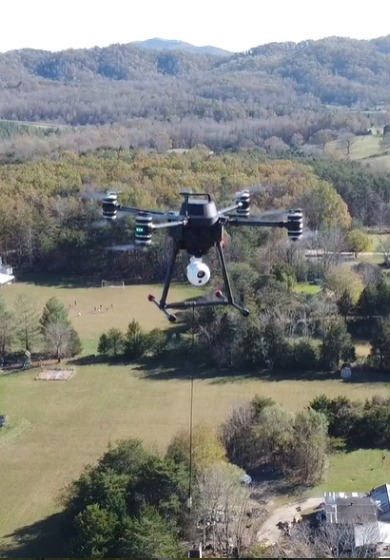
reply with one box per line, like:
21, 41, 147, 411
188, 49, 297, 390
341, 363, 352, 380
371, 484, 390, 521
0, 272, 15, 286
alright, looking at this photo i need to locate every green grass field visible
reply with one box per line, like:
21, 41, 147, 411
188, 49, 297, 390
293, 282, 322, 295
326, 134, 390, 171
314, 449, 390, 494
1, 280, 390, 554
1, 280, 199, 354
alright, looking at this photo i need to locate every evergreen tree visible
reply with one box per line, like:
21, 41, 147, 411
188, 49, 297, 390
320, 317, 355, 370
369, 317, 390, 370
14, 294, 41, 351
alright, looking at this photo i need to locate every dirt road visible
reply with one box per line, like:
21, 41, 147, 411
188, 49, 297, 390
257, 497, 322, 543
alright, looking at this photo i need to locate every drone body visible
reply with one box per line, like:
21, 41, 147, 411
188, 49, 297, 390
98, 189, 303, 321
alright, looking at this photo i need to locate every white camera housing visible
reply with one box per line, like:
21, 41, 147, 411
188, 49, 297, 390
186, 257, 211, 286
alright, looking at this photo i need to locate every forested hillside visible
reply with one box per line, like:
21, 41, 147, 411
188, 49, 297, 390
0, 148, 389, 277
1, 36, 390, 153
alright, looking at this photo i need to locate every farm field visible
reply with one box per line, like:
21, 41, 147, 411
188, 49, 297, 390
0, 280, 200, 354
315, 449, 390, 495
326, 134, 390, 171
1, 281, 390, 555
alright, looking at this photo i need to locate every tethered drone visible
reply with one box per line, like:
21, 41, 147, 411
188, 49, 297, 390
97, 189, 303, 322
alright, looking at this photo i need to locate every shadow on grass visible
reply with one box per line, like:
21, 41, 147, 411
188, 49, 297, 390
67, 351, 390, 386
134, 357, 323, 384
135, 357, 390, 385
68, 353, 106, 366
17, 272, 101, 288
1, 511, 71, 558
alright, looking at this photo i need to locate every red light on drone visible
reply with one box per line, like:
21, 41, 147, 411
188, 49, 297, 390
215, 290, 223, 299
148, 294, 156, 302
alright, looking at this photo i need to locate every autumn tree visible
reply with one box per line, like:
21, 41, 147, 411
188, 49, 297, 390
324, 264, 364, 303
346, 228, 373, 257
166, 423, 226, 475
283, 408, 328, 486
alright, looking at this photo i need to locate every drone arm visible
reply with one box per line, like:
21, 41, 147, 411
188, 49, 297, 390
119, 205, 167, 217
227, 218, 286, 228
218, 203, 240, 216
151, 218, 188, 230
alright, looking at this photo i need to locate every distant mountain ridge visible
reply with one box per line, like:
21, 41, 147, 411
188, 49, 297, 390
131, 37, 232, 56
2, 34, 390, 139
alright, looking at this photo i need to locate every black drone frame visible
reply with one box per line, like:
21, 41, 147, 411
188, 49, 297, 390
100, 191, 303, 322
147, 213, 302, 323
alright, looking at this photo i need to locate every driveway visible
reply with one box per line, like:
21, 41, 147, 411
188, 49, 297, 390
257, 497, 322, 543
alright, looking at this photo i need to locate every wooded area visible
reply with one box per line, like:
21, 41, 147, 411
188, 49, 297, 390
1, 36, 390, 155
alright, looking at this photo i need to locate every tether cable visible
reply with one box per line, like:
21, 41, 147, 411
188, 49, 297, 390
187, 303, 195, 511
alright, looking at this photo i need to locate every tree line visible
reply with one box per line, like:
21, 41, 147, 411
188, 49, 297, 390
95, 261, 390, 375
1, 148, 386, 277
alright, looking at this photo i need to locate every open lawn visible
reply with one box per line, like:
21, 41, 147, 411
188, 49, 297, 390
314, 449, 390, 494
1, 280, 200, 354
293, 282, 322, 295
326, 135, 390, 172
1, 281, 390, 555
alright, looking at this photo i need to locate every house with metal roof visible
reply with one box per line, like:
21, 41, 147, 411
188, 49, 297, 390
370, 485, 390, 521
324, 493, 379, 525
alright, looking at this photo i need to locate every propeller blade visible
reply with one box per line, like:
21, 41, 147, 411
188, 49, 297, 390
106, 244, 148, 252
299, 230, 318, 241
91, 220, 111, 229
80, 189, 120, 201
118, 205, 170, 218
234, 184, 270, 197
249, 209, 288, 220
226, 209, 288, 221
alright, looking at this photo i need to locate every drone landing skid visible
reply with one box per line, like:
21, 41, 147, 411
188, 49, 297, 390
148, 241, 250, 322
148, 293, 250, 322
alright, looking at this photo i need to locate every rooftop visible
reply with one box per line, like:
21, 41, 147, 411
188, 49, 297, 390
325, 495, 379, 524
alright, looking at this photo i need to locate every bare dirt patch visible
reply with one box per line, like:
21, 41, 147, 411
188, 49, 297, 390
35, 368, 75, 381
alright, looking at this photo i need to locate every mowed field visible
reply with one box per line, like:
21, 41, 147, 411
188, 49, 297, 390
1, 280, 390, 554
326, 134, 390, 172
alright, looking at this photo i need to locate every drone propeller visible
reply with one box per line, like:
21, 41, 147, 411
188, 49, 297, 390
247, 209, 289, 220
234, 184, 269, 197
106, 243, 149, 252
81, 189, 172, 220
80, 189, 121, 201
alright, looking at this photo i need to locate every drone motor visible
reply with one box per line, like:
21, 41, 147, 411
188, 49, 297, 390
135, 212, 153, 245
236, 190, 250, 217
286, 209, 303, 241
102, 193, 119, 220
186, 257, 211, 286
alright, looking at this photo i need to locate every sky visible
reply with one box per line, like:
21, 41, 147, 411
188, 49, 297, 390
2, 0, 390, 54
